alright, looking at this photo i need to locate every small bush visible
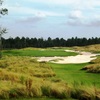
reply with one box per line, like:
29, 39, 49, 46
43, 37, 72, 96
82, 64, 100, 73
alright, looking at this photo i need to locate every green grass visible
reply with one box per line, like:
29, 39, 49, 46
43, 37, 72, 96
49, 63, 100, 87
1, 46, 100, 99
2, 48, 78, 57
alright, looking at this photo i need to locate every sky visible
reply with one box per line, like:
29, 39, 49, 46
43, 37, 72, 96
1, 0, 100, 39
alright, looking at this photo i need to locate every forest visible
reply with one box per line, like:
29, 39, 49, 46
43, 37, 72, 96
2, 36, 100, 49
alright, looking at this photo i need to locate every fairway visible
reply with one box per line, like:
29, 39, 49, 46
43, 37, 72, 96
3, 48, 77, 57
49, 63, 100, 87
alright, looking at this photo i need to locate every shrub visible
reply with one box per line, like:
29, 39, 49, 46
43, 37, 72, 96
82, 64, 100, 73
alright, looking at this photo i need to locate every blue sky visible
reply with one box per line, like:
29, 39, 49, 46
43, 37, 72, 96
1, 0, 100, 39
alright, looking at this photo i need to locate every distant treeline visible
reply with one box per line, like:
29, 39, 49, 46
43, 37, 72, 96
2, 37, 100, 49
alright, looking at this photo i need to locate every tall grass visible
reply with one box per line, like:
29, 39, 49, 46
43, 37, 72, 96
0, 56, 72, 99
0, 56, 55, 98
73, 44, 100, 53
82, 56, 100, 73
0, 55, 100, 99
71, 82, 100, 100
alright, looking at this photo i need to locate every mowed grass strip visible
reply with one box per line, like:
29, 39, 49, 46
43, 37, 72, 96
3, 48, 78, 57
49, 63, 100, 87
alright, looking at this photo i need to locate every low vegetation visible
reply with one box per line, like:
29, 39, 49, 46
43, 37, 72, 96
0, 45, 100, 99
0, 56, 100, 99
73, 44, 100, 73
73, 44, 100, 53
0, 56, 70, 99
82, 64, 100, 73
82, 56, 100, 73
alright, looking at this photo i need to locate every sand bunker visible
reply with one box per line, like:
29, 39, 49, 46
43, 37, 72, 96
37, 50, 98, 64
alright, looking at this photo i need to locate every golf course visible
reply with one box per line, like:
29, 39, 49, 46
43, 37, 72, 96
0, 44, 100, 100
1, 0, 100, 99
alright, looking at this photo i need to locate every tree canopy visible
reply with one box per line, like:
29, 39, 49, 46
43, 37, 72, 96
2, 37, 100, 49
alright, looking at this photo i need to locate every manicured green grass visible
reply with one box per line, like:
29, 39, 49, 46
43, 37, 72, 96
2, 48, 77, 57
49, 63, 100, 87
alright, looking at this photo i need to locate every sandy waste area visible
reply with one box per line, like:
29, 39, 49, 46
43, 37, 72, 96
37, 50, 99, 64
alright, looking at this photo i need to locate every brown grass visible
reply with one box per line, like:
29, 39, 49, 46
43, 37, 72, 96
82, 56, 100, 73
73, 44, 100, 53
0, 56, 100, 99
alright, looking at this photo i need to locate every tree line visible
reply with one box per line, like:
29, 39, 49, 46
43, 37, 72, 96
1, 37, 100, 49
0, 0, 8, 58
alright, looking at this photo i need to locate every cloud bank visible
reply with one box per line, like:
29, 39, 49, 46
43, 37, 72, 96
1, 0, 100, 39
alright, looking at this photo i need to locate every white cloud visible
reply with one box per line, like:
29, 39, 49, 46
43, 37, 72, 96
68, 10, 84, 19
5, 0, 100, 11
3, 3, 64, 18
86, 15, 100, 27
67, 6, 100, 27
3, 0, 100, 28
67, 10, 85, 26
94, 15, 100, 20
18, 17, 43, 24
67, 16, 100, 27
4, 0, 100, 19
34, 10, 65, 18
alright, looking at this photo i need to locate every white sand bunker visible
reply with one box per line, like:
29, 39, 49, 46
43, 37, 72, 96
37, 50, 98, 64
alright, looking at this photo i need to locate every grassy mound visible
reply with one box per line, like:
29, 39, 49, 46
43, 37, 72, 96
82, 64, 100, 73
0, 56, 71, 99
82, 56, 100, 73
73, 44, 100, 53
0, 56, 56, 78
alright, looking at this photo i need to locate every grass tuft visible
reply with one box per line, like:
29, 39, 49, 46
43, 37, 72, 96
82, 56, 100, 73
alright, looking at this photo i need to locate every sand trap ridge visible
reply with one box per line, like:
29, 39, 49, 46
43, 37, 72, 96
37, 50, 98, 64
